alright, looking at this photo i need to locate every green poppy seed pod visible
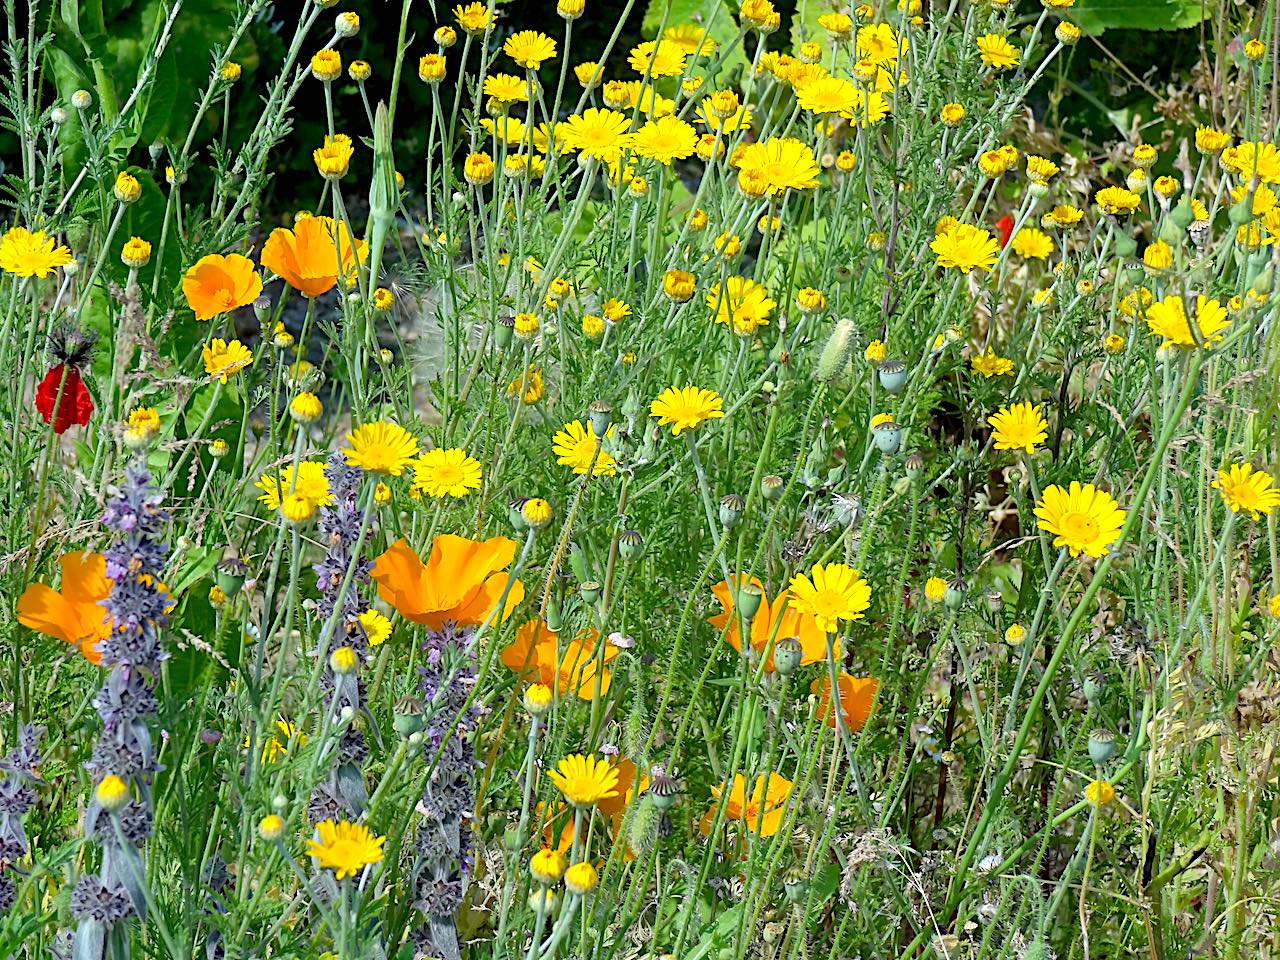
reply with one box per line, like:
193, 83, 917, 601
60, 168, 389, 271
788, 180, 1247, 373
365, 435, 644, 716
735, 582, 763, 621
985, 592, 1004, 612
943, 579, 966, 610
618, 529, 644, 561
495, 315, 515, 351
215, 557, 248, 598
545, 596, 563, 632
719, 494, 745, 528
1125, 265, 1144, 285
393, 695, 425, 738
1170, 196, 1195, 228
816, 317, 856, 383
1229, 195, 1255, 225
761, 474, 784, 500
872, 421, 902, 455
588, 400, 612, 438
905, 452, 924, 483
1088, 728, 1116, 765
1113, 233, 1137, 259
783, 866, 809, 903
581, 580, 601, 604
1082, 674, 1105, 704
878, 360, 907, 394
508, 498, 529, 532
773, 637, 803, 675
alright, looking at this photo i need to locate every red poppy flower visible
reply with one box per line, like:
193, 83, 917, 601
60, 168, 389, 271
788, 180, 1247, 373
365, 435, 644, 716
995, 214, 1015, 248
35, 364, 94, 434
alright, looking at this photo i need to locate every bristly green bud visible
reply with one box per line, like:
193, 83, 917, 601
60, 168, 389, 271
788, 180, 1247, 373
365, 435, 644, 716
815, 317, 856, 383
568, 541, 592, 583
626, 794, 661, 855
367, 101, 398, 289
624, 677, 647, 758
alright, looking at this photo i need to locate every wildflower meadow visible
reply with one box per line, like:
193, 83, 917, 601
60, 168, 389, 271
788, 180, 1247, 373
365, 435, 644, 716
3, 0, 1280, 957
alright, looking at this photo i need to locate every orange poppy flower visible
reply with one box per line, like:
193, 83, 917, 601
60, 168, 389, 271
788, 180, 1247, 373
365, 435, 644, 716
699, 772, 793, 837
501, 618, 616, 699
708, 575, 830, 671
260, 216, 369, 298
16, 551, 112, 663
599, 757, 650, 861
811, 673, 878, 732
182, 253, 264, 321
536, 801, 578, 853
370, 534, 524, 631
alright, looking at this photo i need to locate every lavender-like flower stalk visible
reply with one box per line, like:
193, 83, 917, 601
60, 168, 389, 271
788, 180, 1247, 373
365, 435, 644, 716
72, 466, 170, 960
408, 622, 480, 960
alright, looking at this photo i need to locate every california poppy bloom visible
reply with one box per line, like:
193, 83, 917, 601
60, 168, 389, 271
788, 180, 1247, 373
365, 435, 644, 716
811, 673, 878, 732
35, 364, 93, 434
501, 618, 616, 698
599, 757, 650, 860
370, 534, 524, 630
182, 253, 264, 321
700, 772, 793, 837
708, 575, 829, 671
16, 551, 112, 663
260, 216, 369, 298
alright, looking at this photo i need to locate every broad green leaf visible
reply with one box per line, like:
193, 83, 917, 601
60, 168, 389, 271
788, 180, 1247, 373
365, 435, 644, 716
1070, 0, 1208, 35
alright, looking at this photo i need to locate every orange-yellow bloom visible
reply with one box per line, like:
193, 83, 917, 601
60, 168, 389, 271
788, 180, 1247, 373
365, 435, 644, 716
700, 773, 793, 837
501, 619, 617, 698
811, 673, 878, 731
370, 535, 524, 630
260, 216, 369, 298
182, 253, 263, 321
16, 551, 112, 663
707, 575, 829, 671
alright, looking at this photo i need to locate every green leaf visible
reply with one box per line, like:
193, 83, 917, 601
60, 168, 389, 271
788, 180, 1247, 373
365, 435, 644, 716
1070, 0, 1208, 35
